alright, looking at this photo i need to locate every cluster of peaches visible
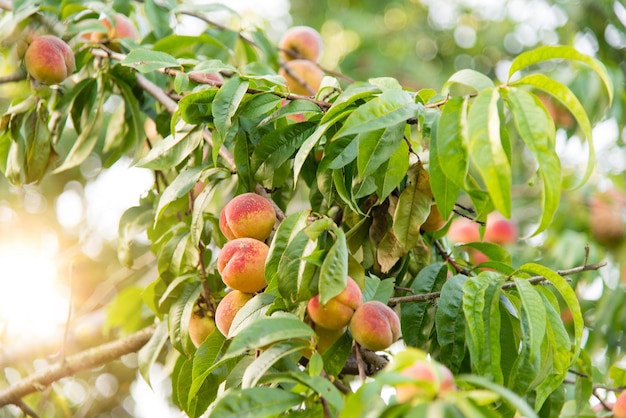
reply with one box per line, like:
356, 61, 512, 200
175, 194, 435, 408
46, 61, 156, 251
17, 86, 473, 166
277, 26, 326, 96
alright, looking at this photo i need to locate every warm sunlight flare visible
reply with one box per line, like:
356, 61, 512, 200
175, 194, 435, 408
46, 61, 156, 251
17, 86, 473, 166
0, 239, 69, 342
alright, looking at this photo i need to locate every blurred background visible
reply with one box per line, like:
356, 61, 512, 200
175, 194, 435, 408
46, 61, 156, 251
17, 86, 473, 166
0, 0, 625, 416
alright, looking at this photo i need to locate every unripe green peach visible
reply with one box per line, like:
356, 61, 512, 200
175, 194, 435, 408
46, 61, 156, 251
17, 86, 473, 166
188, 311, 216, 347
279, 59, 325, 96
278, 26, 323, 62
307, 277, 363, 330
215, 290, 254, 337
217, 238, 269, 293
24, 35, 75, 85
349, 300, 400, 351
219, 193, 276, 241
395, 360, 456, 403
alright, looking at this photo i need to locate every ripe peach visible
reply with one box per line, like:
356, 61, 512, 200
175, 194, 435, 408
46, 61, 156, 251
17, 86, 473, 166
349, 301, 400, 351
219, 193, 276, 241
447, 217, 480, 244
217, 238, 269, 293
279, 59, 325, 96
395, 360, 455, 403
96, 14, 138, 41
278, 26, 323, 62
215, 290, 254, 337
421, 204, 447, 232
483, 213, 518, 245
24, 35, 75, 85
614, 391, 626, 418
188, 311, 216, 347
307, 277, 363, 330
590, 190, 625, 246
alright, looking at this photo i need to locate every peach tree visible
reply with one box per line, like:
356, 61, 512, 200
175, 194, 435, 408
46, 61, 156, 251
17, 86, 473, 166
0, 1, 620, 417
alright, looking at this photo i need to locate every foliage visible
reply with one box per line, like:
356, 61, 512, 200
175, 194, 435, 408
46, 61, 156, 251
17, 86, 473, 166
0, 1, 624, 417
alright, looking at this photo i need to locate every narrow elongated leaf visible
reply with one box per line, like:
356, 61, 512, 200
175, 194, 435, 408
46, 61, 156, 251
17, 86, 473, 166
429, 115, 460, 219
503, 88, 560, 236
293, 122, 331, 184
259, 371, 345, 411
374, 139, 409, 202
435, 274, 467, 372
178, 88, 218, 124
436, 96, 469, 189
266, 211, 310, 280
463, 272, 504, 384
207, 387, 304, 418
135, 122, 203, 170
319, 228, 349, 305
357, 122, 404, 177
468, 87, 511, 217
511, 74, 594, 188
258, 99, 322, 126
518, 263, 583, 360
456, 375, 538, 418
393, 172, 431, 252
168, 282, 202, 356
241, 340, 309, 388
226, 316, 315, 358
121, 48, 180, 73
333, 90, 419, 139
138, 321, 169, 387
321, 84, 381, 125
507, 278, 547, 394
507, 45, 613, 104
319, 134, 359, 171
212, 76, 249, 140
156, 166, 203, 218
442, 69, 495, 94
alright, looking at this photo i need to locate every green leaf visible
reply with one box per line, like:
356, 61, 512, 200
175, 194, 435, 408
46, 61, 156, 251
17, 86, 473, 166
258, 99, 322, 126
138, 321, 169, 388
225, 316, 315, 358
511, 74, 594, 188
468, 87, 511, 217
178, 88, 218, 124
319, 227, 349, 305
507, 45, 613, 104
156, 166, 203, 219
400, 262, 447, 348
357, 122, 404, 178
206, 387, 305, 418
436, 96, 469, 190
429, 114, 460, 219
318, 135, 358, 171
293, 122, 331, 184
374, 139, 409, 202
320, 83, 381, 125
507, 278, 547, 394
118, 200, 155, 267
502, 87, 560, 236
212, 76, 249, 141
266, 211, 310, 281
23, 103, 51, 183
393, 166, 432, 252
229, 293, 275, 337
456, 374, 538, 418
135, 121, 203, 170
442, 69, 495, 95
435, 274, 467, 373
169, 282, 202, 356
241, 340, 309, 388
333, 90, 419, 139
121, 48, 180, 73
275, 229, 314, 303
518, 263, 583, 361
258, 371, 345, 411
463, 272, 504, 384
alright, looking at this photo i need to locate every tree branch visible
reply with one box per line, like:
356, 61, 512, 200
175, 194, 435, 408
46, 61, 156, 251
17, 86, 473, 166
0, 325, 156, 407
388, 261, 607, 305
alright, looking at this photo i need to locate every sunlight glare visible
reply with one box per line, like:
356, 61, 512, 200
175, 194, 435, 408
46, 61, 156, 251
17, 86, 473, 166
0, 240, 69, 342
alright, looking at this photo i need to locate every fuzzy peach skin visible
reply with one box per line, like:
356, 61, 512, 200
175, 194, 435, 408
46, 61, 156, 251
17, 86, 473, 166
94, 13, 138, 41
219, 193, 276, 241
188, 312, 216, 347
307, 277, 363, 330
483, 213, 518, 245
278, 26, 323, 62
395, 360, 456, 403
24, 35, 75, 85
215, 290, 254, 337
217, 238, 269, 293
615, 391, 626, 418
279, 59, 325, 96
349, 300, 400, 351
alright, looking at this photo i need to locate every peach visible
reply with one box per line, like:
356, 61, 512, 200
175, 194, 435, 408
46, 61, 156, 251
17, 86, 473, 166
447, 217, 480, 244
278, 26, 323, 62
615, 391, 626, 418
214, 290, 254, 337
279, 59, 325, 96
483, 213, 518, 245
24, 35, 75, 85
307, 277, 363, 330
421, 204, 447, 232
96, 14, 138, 41
590, 190, 625, 246
395, 360, 456, 403
188, 311, 216, 347
219, 193, 276, 241
349, 301, 400, 351
217, 238, 269, 293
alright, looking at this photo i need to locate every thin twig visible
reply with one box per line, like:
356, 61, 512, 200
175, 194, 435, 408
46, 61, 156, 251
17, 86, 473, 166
14, 399, 41, 418
0, 71, 27, 84
434, 240, 469, 275
354, 344, 366, 383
